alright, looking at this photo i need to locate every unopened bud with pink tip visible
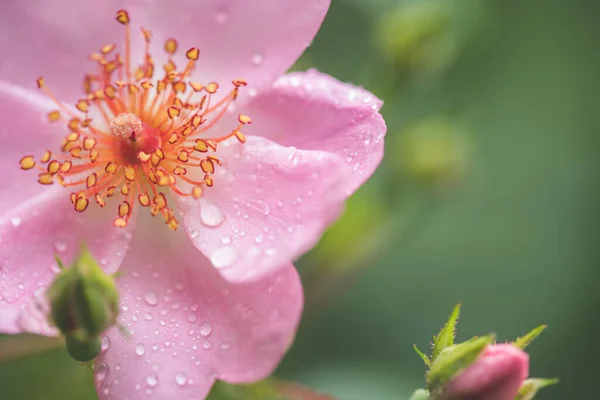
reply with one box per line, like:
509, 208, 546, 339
440, 343, 529, 400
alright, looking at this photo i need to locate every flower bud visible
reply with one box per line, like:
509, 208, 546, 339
439, 344, 529, 400
396, 116, 470, 189
46, 246, 119, 361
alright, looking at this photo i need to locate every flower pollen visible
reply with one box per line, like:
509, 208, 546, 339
19, 9, 251, 231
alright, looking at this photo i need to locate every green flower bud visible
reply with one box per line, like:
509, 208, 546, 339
46, 246, 119, 361
65, 335, 102, 363
376, 1, 456, 80
427, 334, 495, 392
396, 116, 471, 188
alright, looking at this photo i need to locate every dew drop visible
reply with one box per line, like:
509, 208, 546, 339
144, 291, 158, 306
221, 235, 232, 245
175, 372, 187, 386
136, 344, 146, 356
54, 240, 67, 253
215, 9, 228, 24
95, 362, 109, 382
200, 201, 225, 227
189, 229, 199, 239
146, 373, 158, 387
10, 216, 21, 227
199, 322, 213, 337
188, 314, 197, 323
251, 53, 263, 65
101, 336, 111, 351
210, 246, 237, 269
202, 340, 212, 349
288, 148, 302, 165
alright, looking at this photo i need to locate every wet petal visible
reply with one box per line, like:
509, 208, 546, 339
0, 188, 133, 335
0, 0, 125, 99
96, 217, 302, 400
135, 0, 330, 100
243, 70, 386, 195
180, 135, 347, 282
0, 81, 70, 204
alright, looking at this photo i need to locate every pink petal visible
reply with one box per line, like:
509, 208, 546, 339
242, 70, 386, 195
136, 1, 330, 99
0, 187, 133, 335
0, 81, 133, 334
443, 344, 529, 400
180, 71, 385, 282
179, 135, 347, 282
0, 1, 125, 100
0, 81, 69, 204
96, 217, 302, 400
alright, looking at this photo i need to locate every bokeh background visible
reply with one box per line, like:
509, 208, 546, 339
1, 0, 598, 399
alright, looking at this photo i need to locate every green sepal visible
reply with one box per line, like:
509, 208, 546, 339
514, 378, 559, 400
431, 304, 461, 362
414, 344, 431, 367
47, 246, 119, 342
427, 334, 495, 391
513, 325, 546, 350
65, 335, 102, 363
408, 389, 430, 400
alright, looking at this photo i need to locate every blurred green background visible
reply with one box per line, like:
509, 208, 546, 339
1, 0, 598, 399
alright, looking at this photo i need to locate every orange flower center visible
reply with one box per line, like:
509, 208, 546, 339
19, 9, 251, 231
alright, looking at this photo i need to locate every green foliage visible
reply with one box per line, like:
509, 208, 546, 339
413, 344, 431, 367
47, 246, 119, 362
408, 388, 430, 400
431, 304, 461, 361
513, 325, 547, 350
515, 378, 560, 400
426, 334, 495, 390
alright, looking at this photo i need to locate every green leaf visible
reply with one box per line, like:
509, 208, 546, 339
514, 378, 559, 400
414, 344, 431, 367
432, 304, 461, 361
207, 379, 338, 400
513, 325, 547, 350
408, 389, 430, 400
427, 334, 495, 390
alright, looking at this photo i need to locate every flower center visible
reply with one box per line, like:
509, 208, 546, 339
19, 9, 251, 231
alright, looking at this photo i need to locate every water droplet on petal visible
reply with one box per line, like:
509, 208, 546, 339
95, 362, 109, 382
189, 229, 199, 239
136, 344, 146, 356
200, 201, 225, 227
221, 235, 232, 244
188, 314, 197, 323
146, 373, 158, 387
54, 240, 67, 253
210, 246, 237, 269
101, 336, 111, 351
252, 53, 263, 65
11, 217, 21, 227
199, 322, 213, 337
144, 291, 158, 306
175, 372, 187, 386
215, 9, 228, 24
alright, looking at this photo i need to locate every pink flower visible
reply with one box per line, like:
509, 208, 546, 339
442, 344, 530, 400
0, 1, 385, 399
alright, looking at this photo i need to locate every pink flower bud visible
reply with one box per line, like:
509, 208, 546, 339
442, 344, 529, 400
